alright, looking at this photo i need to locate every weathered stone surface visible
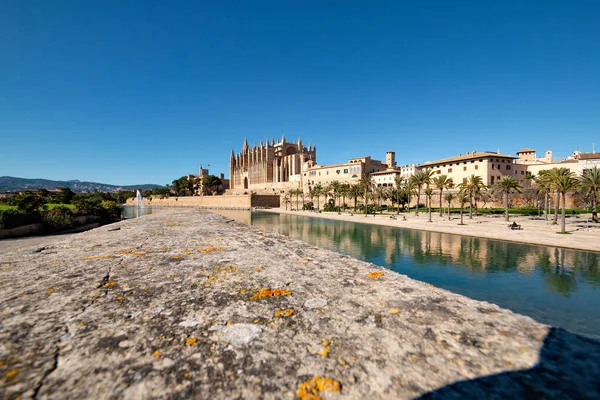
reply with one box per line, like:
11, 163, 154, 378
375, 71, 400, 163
0, 208, 598, 399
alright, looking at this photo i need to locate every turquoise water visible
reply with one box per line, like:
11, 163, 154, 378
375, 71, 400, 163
216, 210, 600, 340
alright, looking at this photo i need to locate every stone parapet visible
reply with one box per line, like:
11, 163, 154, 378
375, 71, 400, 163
0, 209, 598, 398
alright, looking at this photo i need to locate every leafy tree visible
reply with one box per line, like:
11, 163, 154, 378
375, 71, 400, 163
171, 176, 194, 196
409, 169, 433, 216
56, 187, 75, 204
202, 175, 222, 195
13, 193, 46, 213
492, 176, 522, 221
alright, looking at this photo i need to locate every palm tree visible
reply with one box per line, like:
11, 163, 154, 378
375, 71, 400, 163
409, 169, 433, 216
330, 181, 342, 213
287, 189, 296, 210
283, 193, 291, 210
424, 188, 434, 222
458, 174, 485, 219
555, 172, 580, 233
393, 175, 405, 215
293, 188, 302, 211
579, 166, 600, 220
340, 183, 350, 213
547, 167, 569, 225
457, 193, 469, 225
313, 183, 323, 210
432, 175, 453, 217
402, 179, 417, 213
308, 186, 317, 210
359, 173, 373, 216
536, 170, 552, 221
492, 176, 522, 221
349, 184, 362, 212
444, 193, 455, 220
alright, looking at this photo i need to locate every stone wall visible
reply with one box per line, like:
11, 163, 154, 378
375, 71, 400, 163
125, 194, 280, 209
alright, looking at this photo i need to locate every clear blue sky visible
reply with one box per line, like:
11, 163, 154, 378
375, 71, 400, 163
1, 1, 599, 186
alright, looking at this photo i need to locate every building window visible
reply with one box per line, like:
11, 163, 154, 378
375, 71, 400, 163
506, 165, 511, 170
344, 169, 348, 173
471, 160, 474, 163
475, 165, 478, 170
491, 176, 495, 184
448, 168, 452, 173
463, 166, 467, 171
521, 171, 524, 175
492, 165, 495, 170
463, 178, 467, 184
336, 170, 340, 174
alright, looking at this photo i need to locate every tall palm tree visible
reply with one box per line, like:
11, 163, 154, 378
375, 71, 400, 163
555, 172, 581, 233
283, 193, 291, 210
444, 193, 455, 220
340, 183, 350, 213
349, 184, 362, 212
424, 188, 434, 222
432, 175, 453, 217
458, 174, 485, 219
313, 183, 324, 210
536, 170, 552, 221
409, 169, 433, 216
375, 186, 386, 213
293, 188, 302, 211
456, 193, 469, 225
402, 179, 417, 213
393, 174, 405, 215
579, 166, 600, 219
359, 173, 373, 216
331, 181, 343, 212
547, 167, 569, 225
492, 176, 522, 221
287, 189, 296, 210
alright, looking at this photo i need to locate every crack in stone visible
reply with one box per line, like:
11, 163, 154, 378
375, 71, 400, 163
32, 326, 66, 399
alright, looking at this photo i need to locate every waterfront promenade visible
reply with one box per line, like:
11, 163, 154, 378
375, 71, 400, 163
1, 209, 598, 399
265, 209, 600, 252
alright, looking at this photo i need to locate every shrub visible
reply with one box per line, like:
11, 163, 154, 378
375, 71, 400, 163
0, 209, 41, 229
73, 197, 104, 216
42, 207, 75, 232
303, 202, 314, 211
101, 200, 123, 222
323, 203, 338, 212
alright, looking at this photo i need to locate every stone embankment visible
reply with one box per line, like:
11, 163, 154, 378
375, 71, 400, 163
1, 209, 598, 399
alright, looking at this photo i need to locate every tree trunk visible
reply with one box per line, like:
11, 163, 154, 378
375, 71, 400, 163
353, 196, 357, 212
561, 192, 566, 233
544, 191, 549, 221
460, 205, 464, 224
439, 191, 443, 217
469, 193, 473, 219
364, 190, 368, 217
416, 189, 420, 216
428, 201, 432, 222
397, 192, 400, 215
504, 192, 509, 222
553, 190, 559, 225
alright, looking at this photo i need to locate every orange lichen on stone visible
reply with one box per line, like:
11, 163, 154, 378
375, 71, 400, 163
239, 289, 247, 293
152, 350, 161, 357
186, 337, 198, 346
47, 288, 55, 294
208, 277, 218, 281
198, 246, 227, 254
181, 249, 193, 253
116, 296, 124, 301
159, 246, 169, 251
254, 267, 263, 271
171, 255, 184, 259
366, 271, 384, 279
297, 376, 341, 400
318, 341, 331, 358
6, 369, 19, 378
388, 308, 401, 315
250, 288, 292, 300
275, 309, 295, 317
81, 255, 113, 260
104, 281, 117, 287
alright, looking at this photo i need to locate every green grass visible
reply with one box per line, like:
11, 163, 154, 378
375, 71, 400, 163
45, 203, 75, 210
0, 203, 75, 211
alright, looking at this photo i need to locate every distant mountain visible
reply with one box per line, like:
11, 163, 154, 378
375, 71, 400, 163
0, 176, 162, 193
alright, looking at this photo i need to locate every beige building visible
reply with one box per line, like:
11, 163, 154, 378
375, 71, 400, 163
419, 151, 528, 186
302, 153, 392, 191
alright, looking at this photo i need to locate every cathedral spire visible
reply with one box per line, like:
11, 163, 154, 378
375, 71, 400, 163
243, 137, 249, 151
